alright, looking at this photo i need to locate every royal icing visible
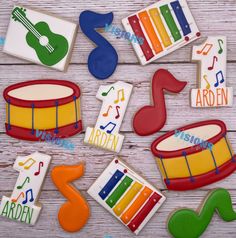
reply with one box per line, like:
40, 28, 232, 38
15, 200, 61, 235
133, 69, 187, 136
3, 79, 82, 141
0, 152, 51, 225
122, 0, 201, 65
51, 164, 90, 232
167, 188, 236, 238
191, 36, 233, 107
151, 120, 236, 190
87, 158, 166, 235
4, 6, 77, 71
79, 11, 118, 80
84, 81, 133, 152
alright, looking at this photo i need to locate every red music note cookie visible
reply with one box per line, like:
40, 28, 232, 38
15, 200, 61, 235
133, 69, 187, 136
51, 163, 90, 232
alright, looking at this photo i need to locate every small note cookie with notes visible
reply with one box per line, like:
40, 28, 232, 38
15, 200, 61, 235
0, 152, 51, 225
84, 81, 133, 153
191, 36, 233, 107
88, 157, 166, 235
3, 5, 77, 71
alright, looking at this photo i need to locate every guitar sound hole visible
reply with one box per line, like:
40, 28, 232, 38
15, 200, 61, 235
39, 36, 49, 47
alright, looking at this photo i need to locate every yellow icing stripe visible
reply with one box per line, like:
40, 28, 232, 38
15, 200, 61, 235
6, 99, 81, 129
156, 138, 232, 179
113, 182, 143, 216
149, 8, 172, 48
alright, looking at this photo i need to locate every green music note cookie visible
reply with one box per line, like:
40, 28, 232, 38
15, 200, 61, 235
167, 188, 236, 238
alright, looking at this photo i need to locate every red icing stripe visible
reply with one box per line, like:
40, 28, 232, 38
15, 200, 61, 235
127, 192, 162, 233
128, 15, 154, 61
165, 158, 236, 191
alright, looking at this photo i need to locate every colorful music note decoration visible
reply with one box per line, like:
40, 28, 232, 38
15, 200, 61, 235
79, 11, 118, 80
51, 164, 90, 232
3, 5, 78, 71
133, 69, 187, 136
191, 36, 233, 107
0, 152, 51, 225
122, 0, 201, 65
88, 158, 166, 235
167, 188, 236, 238
84, 81, 133, 152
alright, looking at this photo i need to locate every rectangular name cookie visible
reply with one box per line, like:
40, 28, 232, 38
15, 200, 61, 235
122, 0, 200, 65
3, 5, 77, 71
88, 158, 166, 235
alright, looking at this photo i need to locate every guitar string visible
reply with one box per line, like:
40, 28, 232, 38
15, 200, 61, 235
15, 12, 54, 53
15, 11, 54, 53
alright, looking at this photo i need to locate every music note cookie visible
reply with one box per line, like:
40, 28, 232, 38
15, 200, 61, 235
4, 5, 78, 71
84, 81, 133, 153
122, 0, 201, 65
88, 157, 166, 235
51, 164, 90, 232
151, 120, 236, 191
191, 36, 233, 107
79, 11, 118, 80
167, 188, 236, 238
133, 69, 187, 136
0, 152, 51, 225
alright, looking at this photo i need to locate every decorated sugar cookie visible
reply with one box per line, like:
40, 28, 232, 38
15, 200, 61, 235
3, 79, 82, 141
88, 158, 166, 235
151, 120, 236, 191
191, 36, 233, 107
122, 0, 201, 65
84, 81, 133, 152
3, 5, 77, 71
0, 152, 51, 225
133, 69, 187, 136
51, 164, 90, 232
167, 188, 236, 238
79, 11, 118, 80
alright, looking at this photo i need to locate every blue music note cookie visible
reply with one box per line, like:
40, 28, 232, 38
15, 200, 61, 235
79, 10, 118, 80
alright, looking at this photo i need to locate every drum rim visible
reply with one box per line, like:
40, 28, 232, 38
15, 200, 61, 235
151, 120, 226, 158
3, 79, 80, 108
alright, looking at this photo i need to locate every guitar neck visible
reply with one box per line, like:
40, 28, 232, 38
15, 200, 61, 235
13, 11, 41, 39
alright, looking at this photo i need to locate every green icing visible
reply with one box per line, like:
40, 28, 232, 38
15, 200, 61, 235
167, 188, 236, 238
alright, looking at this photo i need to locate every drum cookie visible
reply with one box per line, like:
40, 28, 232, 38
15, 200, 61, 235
191, 36, 233, 107
51, 164, 90, 232
133, 69, 187, 136
3, 79, 82, 141
122, 0, 200, 65
87, 158, 166, 235
167, 188, 236, 238
4, 5, 77, 71
0, 152, 51, 225
151, 120, 236, 190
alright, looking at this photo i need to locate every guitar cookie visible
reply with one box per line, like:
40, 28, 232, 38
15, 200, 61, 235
167, 188, 236, 238
4, 6, 77, 71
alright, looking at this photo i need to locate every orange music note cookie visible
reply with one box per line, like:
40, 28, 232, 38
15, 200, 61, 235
51, 164, 90, 232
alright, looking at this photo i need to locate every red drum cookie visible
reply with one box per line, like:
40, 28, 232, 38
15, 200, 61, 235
151, 120, 236, 190
3, 79, 82, 141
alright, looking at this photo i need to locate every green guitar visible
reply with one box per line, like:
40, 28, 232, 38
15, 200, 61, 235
12, 7, 69, 66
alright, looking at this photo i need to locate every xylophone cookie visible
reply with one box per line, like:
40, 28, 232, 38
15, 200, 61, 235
84, 81, 133, 152
0, 152, 51, 225
3, 79, 82, 141
88, 158, 166, 235
167, 188, 236, 238
51, 164, 90, 232
191, 36, 233, 107
4, 5, 77, 71
122, 0, 200, 65
151, 120, 236, 190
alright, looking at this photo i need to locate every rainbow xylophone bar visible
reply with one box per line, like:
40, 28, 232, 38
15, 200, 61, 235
122, 0, 200, 65
88, 158, 166, 235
